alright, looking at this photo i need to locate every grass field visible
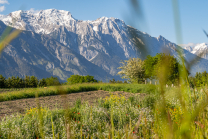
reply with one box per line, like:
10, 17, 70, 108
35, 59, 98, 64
0, 90, 143, 119
0, 83, 208, 138
0, 83, 156, 102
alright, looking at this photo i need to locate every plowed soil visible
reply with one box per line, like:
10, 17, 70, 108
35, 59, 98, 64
0, 90, 143, 119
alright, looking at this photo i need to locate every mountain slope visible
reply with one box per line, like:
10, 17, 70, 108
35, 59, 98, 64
0, 9, 138, 76
0, 21, 114, 81
0, 9, 208, 80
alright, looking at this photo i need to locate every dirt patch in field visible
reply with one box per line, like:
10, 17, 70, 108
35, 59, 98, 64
0, 90, 144, 119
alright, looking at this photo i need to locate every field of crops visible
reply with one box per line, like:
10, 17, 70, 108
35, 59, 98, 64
0, 83, 208, 138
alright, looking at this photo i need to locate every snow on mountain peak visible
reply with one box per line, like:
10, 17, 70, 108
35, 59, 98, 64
193, 43, 208, 51
183, 42, 208, 59
0, 9, 129, 35
0, 9, 77, 34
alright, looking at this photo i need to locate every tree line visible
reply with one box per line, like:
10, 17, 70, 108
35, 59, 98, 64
0, 75, 60, 88
66, 75, 98, 84
189, 71, 208, 87
118, 53, 186, 85
0, 74, 100, 89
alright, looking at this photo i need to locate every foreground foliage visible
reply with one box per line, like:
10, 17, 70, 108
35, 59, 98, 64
1, 87, 208, 138
0, 93, 154, 138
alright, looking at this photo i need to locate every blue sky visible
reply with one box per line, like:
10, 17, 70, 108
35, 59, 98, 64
0, 0, 208, 45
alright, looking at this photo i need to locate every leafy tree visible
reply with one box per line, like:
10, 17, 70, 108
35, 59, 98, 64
0, 75, 6, 88
67, 75, 97, 84
11, 76, 16, 88
117, 58, 145, 83
39, 78, 47, 87
109, 78, 116, 83
84, 75, 97, 83
190, 71, 208, 87
188, 76, 195, 88
45, 76, 60, 86
6, 77, 12, 88
30, 76, 38, 88
19, 78, 25, 88
144, 53, 180, 85
24, 75, 30, 88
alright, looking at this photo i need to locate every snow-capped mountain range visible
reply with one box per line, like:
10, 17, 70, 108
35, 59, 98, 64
0, 9, 207, 81
183, 43, 208, 60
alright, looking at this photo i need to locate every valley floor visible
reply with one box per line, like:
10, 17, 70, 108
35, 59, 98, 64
0, 90, 142, 119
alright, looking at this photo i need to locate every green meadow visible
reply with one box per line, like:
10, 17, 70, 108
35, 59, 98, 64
0, 83, 207, 138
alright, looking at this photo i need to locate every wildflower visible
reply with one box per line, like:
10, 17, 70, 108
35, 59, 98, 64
82, 125, 84, 126
78, 113, 80, 114
126, 114, 128, 116
78, 121, 79, 123
174, 108, 176, 111
133, 132, 135, 133
74, 112, 75, 113
138, 105, 140, 108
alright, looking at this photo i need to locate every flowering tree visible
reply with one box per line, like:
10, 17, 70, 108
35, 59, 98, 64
117, 58, 145, 83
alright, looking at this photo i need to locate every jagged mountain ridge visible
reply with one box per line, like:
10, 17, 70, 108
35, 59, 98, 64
0, 9, 208, 80
0, 9, 139, 76
0, 21, 114, 81
183, 43, 208, 60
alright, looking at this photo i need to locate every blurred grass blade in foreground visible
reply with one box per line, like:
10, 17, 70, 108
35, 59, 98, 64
0, 24, 21, 54
128, 0, 148, 60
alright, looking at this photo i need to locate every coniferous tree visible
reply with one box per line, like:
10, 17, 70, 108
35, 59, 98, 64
30, 76, 38, 88
24, 75, 30, 88
10, 76, 16, 88
6, 77, 12, 88
0, 75, 6, 88
15, 76, 21, 88
46, 76, 60, 86
39, 78, 47, 87
19, 78, 24, 88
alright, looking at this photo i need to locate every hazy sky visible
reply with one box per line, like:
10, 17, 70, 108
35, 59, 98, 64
0, 0, 208, 45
